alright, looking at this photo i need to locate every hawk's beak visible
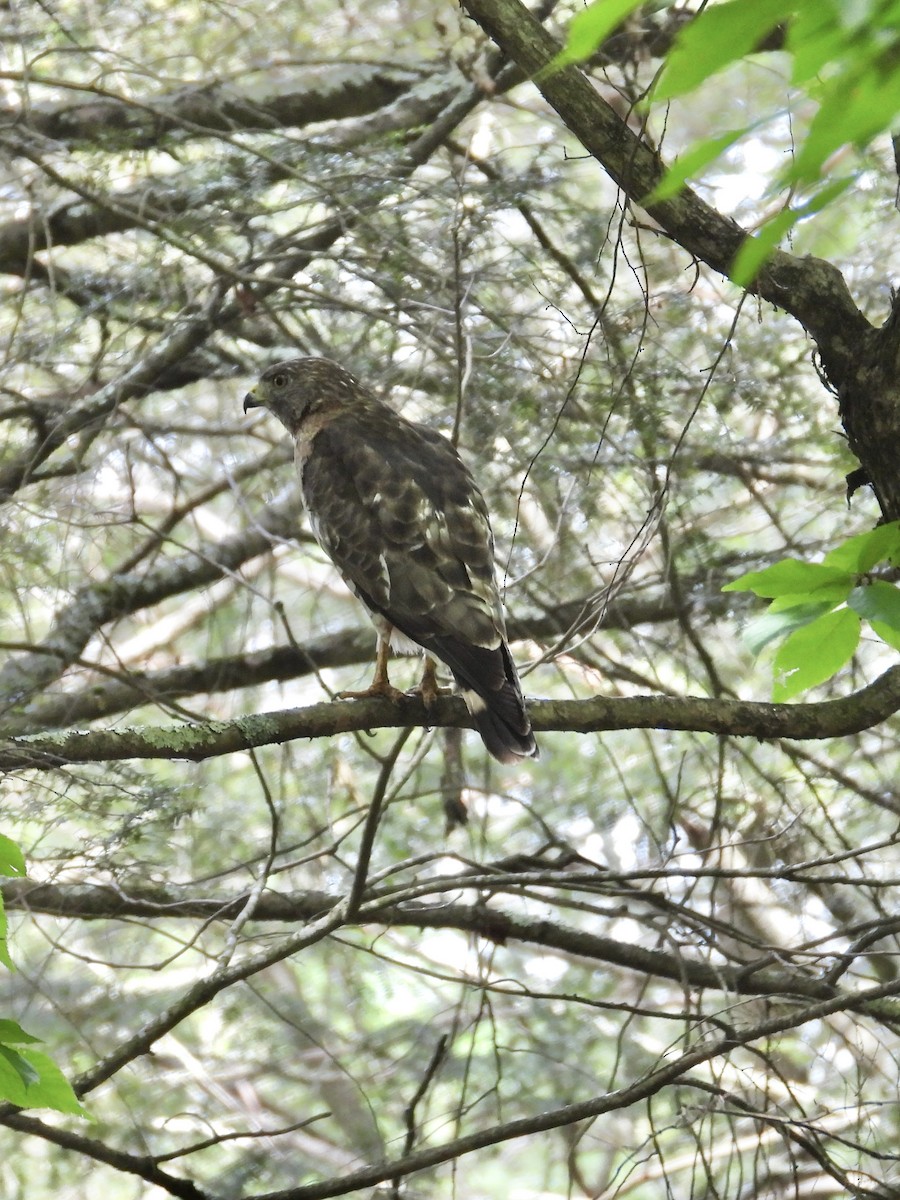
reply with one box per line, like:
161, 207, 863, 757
243, 387, 263, 414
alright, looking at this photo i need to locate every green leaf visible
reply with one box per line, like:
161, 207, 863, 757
0, 1045, 87, 1115
786, 64, 900, 185
872, 619, 900, 652
723, 558, 852, 598
653, 0, 790, 101
767, 585, 851, 612
824, 521, 900, 572
545, 0, 648, 72
772, 607, 861, 700
0, 1019, 42, 1045
0, 897, 10, 972
743, 599, 838, 655
849, 580, 900, 631
16, 1049, 88, 1116
729, 178, 853, 286
787, 4, 845, 85
0, 1044, 40, 1094
852, 578, 900, 650
0, 834, 23, 971
0, 834, 25, 878
644, 127, 753, 204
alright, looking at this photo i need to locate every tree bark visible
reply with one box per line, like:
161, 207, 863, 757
459, 0, 900, 522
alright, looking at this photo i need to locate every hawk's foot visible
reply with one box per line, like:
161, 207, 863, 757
338, 634, 404, 703
337, 678, 406, 704
410, 657, 451, 709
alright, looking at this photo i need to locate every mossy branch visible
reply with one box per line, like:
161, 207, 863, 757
1, 666, 898, 770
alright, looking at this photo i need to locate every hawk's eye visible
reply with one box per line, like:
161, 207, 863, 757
270, 372, 288, 389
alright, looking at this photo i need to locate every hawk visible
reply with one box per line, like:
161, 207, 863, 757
244, 357, 537, 764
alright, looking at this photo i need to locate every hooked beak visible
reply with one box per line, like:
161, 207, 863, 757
243, 388, 263, 414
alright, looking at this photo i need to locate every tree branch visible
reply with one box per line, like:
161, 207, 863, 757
5, 64, 422, 150
0, 873, 846, 1001
459, 0, 873, 388
1, 583, 732, 735
2, 666, 898, 769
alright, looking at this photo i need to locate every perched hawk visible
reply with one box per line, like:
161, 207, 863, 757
244, 357, 537, 764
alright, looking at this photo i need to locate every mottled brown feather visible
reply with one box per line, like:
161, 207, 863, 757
244, 357, 537, 763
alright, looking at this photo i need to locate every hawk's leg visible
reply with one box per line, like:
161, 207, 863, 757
412, 655, 451, 708
337, 632, 405, 703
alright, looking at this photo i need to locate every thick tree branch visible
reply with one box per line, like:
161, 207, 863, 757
0, 495, 302, 707
1, 584, 732, 735
459, 0, 872, 388
1, 665, 898, 770
5, 64, 422, 150
0, 873, 851, 1001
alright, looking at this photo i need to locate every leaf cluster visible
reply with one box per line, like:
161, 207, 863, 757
725, 522, 900, 698
0, 836, 83, 1116
557, 0, 900, 281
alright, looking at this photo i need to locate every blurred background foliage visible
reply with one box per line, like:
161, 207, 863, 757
0, 1, 899, 1197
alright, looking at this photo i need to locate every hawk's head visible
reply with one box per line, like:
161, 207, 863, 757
243, 357, 369, 434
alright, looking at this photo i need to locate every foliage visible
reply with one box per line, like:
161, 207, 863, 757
0, 1024, 85, 1118
0, 1, 898, 1197
724, 522, 900, 698
0, 834, 24, 971
558, 0, 900, 282
0, 838, 84, 1116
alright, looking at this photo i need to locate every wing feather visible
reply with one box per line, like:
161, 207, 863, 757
299, 403, 536, 761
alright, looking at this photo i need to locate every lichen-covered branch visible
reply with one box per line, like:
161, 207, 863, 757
6, 64, 423, 150
460, 0, 900, 522
1, 666, 898, 770
0, 582, 732, 736
0, 494, 302, 707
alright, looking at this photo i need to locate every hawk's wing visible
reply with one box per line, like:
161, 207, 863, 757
300, 405, 535, 760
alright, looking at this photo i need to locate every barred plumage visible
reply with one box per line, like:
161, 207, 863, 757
244, 357, 537, 764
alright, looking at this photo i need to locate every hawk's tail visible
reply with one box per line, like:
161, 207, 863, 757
469, 697, 538, 764
452, 643, 538, 765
